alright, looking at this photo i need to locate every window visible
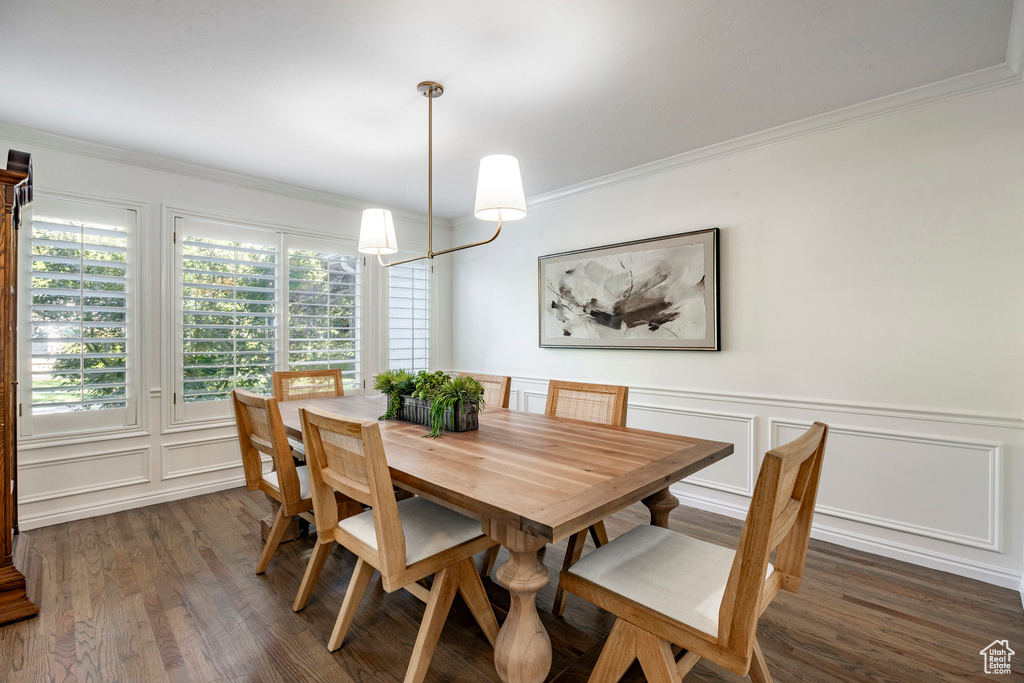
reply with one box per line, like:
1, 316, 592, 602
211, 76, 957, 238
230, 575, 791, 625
287, 240, 362, 390
176, 220, 278, 418
21, 196, 137, 435
388, 261, 431, 372
172, 216, 365, 423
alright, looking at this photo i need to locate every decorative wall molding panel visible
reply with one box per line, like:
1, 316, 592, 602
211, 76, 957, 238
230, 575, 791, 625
771, 419, 1002, 552
511, 375, 1024, 430
18, 447, 150, 505
508, 376, 1022, 588
162, 435, 243, 481
671, 486, 1022, 591
19, 474, 248, 531
629, 403, 756, 496
18, 427, 151, 452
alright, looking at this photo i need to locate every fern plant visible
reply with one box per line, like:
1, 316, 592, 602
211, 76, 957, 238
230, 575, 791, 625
373, 369, 414, 419
426, 375, 485, 438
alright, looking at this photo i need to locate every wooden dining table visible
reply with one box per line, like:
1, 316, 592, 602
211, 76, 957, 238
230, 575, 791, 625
277, 394, 733, 683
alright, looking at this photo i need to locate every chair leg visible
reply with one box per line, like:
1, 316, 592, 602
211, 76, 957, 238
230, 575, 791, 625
676, 650, 701, 677
255, 505, 289, 574
481, 545, 500, 577
455, 558, 499, 646
327, 557, 375, 651
552, 529, 588, 617
635, 629, 680, 683
748, 638, 773, 683
405, 565, 460, 683
590, 519, 610, 547
293, 537, 335, 611
588, 619, 638, 683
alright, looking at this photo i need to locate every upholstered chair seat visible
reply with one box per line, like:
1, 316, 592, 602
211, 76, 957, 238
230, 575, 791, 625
263, 465, 312, 501
337, 496, 488, 566
566, 525, 774, 637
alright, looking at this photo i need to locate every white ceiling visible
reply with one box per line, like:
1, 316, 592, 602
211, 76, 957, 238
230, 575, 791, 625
0, 1, 1015, 218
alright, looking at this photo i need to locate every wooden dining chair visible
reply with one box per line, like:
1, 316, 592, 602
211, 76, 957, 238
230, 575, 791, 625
455, 372, 512, 409
272, 368, 345, 402
272, 369, 345, 454
540, 380, 629, 615
558, 422, 829, 682
231, 388, 316, 574
294, 406, 500, 683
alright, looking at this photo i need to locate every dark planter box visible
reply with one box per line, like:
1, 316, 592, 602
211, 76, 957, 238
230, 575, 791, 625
398, 395, 479, 432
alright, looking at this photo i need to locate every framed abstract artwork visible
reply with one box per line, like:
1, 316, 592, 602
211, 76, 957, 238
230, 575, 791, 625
538, 228, 719, 350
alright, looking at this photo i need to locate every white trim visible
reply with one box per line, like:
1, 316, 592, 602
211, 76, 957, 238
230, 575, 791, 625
1008, 0, 1024, 77
452, 65, 1024, 228
671, 487, 1023, 591
0, 120, 442, 229
622, 402, 756, 496
1019, 572, 1024, 615
522, 390, 546, 413
17, 427, 150, 451
17, 188, 149, 441
161, 420, 237, 435
18, 475, 249, 530
508, 375, 1024, 430
770, 419, 1003, 552
18, 447, 150, 504
161, 435, 239, 481
162, 206, 378, 431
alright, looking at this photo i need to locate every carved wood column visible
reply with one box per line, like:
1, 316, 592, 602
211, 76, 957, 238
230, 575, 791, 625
484, 519, 552, 683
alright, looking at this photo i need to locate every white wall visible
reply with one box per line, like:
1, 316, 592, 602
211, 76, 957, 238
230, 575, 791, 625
1, 121, 452, 528
450, 82, 1024, 588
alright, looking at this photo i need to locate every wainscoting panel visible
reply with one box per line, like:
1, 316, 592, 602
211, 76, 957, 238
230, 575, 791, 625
162, 435, 242, 480
18, 447, 151, 504
523, 390, 547, 414
772, 419, 1002, 552
629, 403, 756, 495
506, 376, 1023, 589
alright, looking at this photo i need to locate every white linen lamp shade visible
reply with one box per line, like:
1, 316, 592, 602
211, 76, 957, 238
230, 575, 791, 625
357, 208, 399, 255
473, 154, 527, 222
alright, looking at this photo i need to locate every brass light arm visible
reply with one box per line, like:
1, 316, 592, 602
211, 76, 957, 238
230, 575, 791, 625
375, 218, 503, 268
359, 81, 525, 266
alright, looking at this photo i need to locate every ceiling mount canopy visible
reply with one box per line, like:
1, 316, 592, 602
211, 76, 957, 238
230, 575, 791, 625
358, 81, 526, 267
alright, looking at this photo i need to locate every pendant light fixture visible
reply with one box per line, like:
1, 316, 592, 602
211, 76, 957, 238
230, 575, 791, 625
357, 81, 527, 267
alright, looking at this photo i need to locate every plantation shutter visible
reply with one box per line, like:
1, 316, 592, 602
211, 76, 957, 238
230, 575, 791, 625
287, 239, 362, 390
24, 197, 136, 434
177, 219, 278, 418
388, 261, 430, 372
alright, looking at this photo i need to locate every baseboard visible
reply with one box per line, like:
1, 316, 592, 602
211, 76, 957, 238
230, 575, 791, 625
18, 475, 247, 530
1019, 573, 1024, 615
671, 488, 1024, 591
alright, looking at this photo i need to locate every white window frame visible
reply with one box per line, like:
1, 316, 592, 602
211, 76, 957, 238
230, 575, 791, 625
166, 209, 372, 430
285, 233, 364, 393
18, 191, 144, 441
383, 255, 434, 373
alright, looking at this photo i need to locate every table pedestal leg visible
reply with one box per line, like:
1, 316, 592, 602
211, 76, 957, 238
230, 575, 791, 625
261, 495, 308, 543
484, 520, 551, 683
642, 487, 679, 529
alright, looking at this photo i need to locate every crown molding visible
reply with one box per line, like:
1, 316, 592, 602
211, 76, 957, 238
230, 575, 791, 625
0, 119, 450, 229
523, 64, 1022, 211
450, 59, 1024, 228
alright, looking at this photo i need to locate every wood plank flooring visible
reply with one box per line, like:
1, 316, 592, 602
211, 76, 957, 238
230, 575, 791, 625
1, 487, 1021, 682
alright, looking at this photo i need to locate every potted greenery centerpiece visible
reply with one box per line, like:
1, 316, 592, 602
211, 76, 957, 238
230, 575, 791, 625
373, 370, 486, 437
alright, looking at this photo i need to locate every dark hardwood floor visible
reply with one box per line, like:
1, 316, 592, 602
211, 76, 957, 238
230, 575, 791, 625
1, 487, 1021, 682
